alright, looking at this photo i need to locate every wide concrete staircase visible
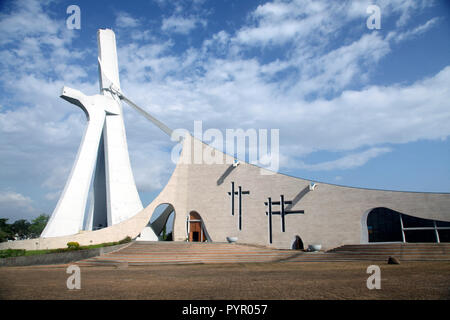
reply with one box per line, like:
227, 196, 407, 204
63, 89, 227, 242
76, 242, 294, 266
326, 243, 450, 261
76, 242, 450, 266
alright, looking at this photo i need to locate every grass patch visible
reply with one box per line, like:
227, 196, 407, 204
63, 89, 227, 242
0, 249, 26, 259
0, 236, 132, 259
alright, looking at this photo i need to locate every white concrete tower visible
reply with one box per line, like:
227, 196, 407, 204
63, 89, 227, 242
96, 29, 144, 227
41, 29, 157, 240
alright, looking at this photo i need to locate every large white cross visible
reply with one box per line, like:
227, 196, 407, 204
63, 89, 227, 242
41, 29, 158, 239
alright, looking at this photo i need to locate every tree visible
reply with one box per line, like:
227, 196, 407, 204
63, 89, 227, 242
0, 229, 8, 242
11, 219, 31, 240
0, 218, 13, 242
29, 214, 49, 238
0, 218, 10, 231
0, 214, 50, 242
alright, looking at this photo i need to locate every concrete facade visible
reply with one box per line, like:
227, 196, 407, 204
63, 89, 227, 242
164, 136, 450, 250
2, 135, 449, 251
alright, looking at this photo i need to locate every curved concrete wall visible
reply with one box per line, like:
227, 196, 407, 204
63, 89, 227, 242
168, 137, 450, 250
2, 136, 449, 250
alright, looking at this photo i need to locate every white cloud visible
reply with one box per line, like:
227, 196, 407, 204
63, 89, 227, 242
115, 11, 140, 28
294, 147, 392, 171
45, 191, 61, 201
235, 0, 362, 47
387, 0, 433, 27
389, 17, 440, 43
0, 191, 40, 221
130, 146, 175, 192
0, 0, 60, 46
161, 15, 206, 34
42, 165, 72, 190
292, 32, 391, 97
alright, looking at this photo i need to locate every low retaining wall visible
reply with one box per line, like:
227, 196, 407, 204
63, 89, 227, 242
0, 242, 131, 267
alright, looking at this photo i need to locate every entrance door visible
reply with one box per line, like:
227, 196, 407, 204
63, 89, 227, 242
188, 211, 207, 242
192, 231, 199, 242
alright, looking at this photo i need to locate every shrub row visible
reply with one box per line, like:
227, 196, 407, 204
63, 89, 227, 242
0, 236, 132, 258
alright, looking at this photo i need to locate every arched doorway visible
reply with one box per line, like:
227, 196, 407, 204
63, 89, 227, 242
137, 203, 175, 241
291, 235, 304, 250
187, 211, 208, 242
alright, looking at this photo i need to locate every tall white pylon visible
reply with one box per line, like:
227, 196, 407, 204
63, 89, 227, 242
41, 29, 157, 240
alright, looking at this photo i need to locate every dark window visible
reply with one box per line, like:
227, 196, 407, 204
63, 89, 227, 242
367, 207, 450, 243
438, 230, 450, 242
367, 208, 403, 242
192, 231, 199, 242
404, 230, 437, 243
401, 214, 434, 228
436, 220, 450, 228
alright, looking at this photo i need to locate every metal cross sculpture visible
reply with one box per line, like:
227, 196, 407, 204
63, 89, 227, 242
264, 195, 304, 244
228, 181, 250, 230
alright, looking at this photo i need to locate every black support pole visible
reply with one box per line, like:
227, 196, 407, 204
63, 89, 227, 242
230, 183, 249, 230
268, 197, 272, 244
238, 186, 242, 230
231, 181, 235, 216
280, 194, 285, 232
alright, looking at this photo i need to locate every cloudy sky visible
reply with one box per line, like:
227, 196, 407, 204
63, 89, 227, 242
0, 0, 449, 222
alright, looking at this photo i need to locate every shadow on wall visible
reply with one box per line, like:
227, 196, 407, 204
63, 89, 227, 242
217, 164, 236, 185
285, 186, 310, 211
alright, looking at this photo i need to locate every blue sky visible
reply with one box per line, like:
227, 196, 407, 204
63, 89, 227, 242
0, 0, 449, 222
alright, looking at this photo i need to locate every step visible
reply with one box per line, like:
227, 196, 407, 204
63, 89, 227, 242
75, 242, 450, 266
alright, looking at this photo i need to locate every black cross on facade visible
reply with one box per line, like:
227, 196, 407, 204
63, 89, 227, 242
228, 182, 250, 230
264, 195, 304, 244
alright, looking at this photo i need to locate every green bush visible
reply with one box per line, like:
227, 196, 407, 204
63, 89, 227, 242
119, 236, 132, 244
66, 241, 80, 250
0, 249, 26, 259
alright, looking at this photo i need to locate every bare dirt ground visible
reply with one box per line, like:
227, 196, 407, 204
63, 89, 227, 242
0, 261, 449, 300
